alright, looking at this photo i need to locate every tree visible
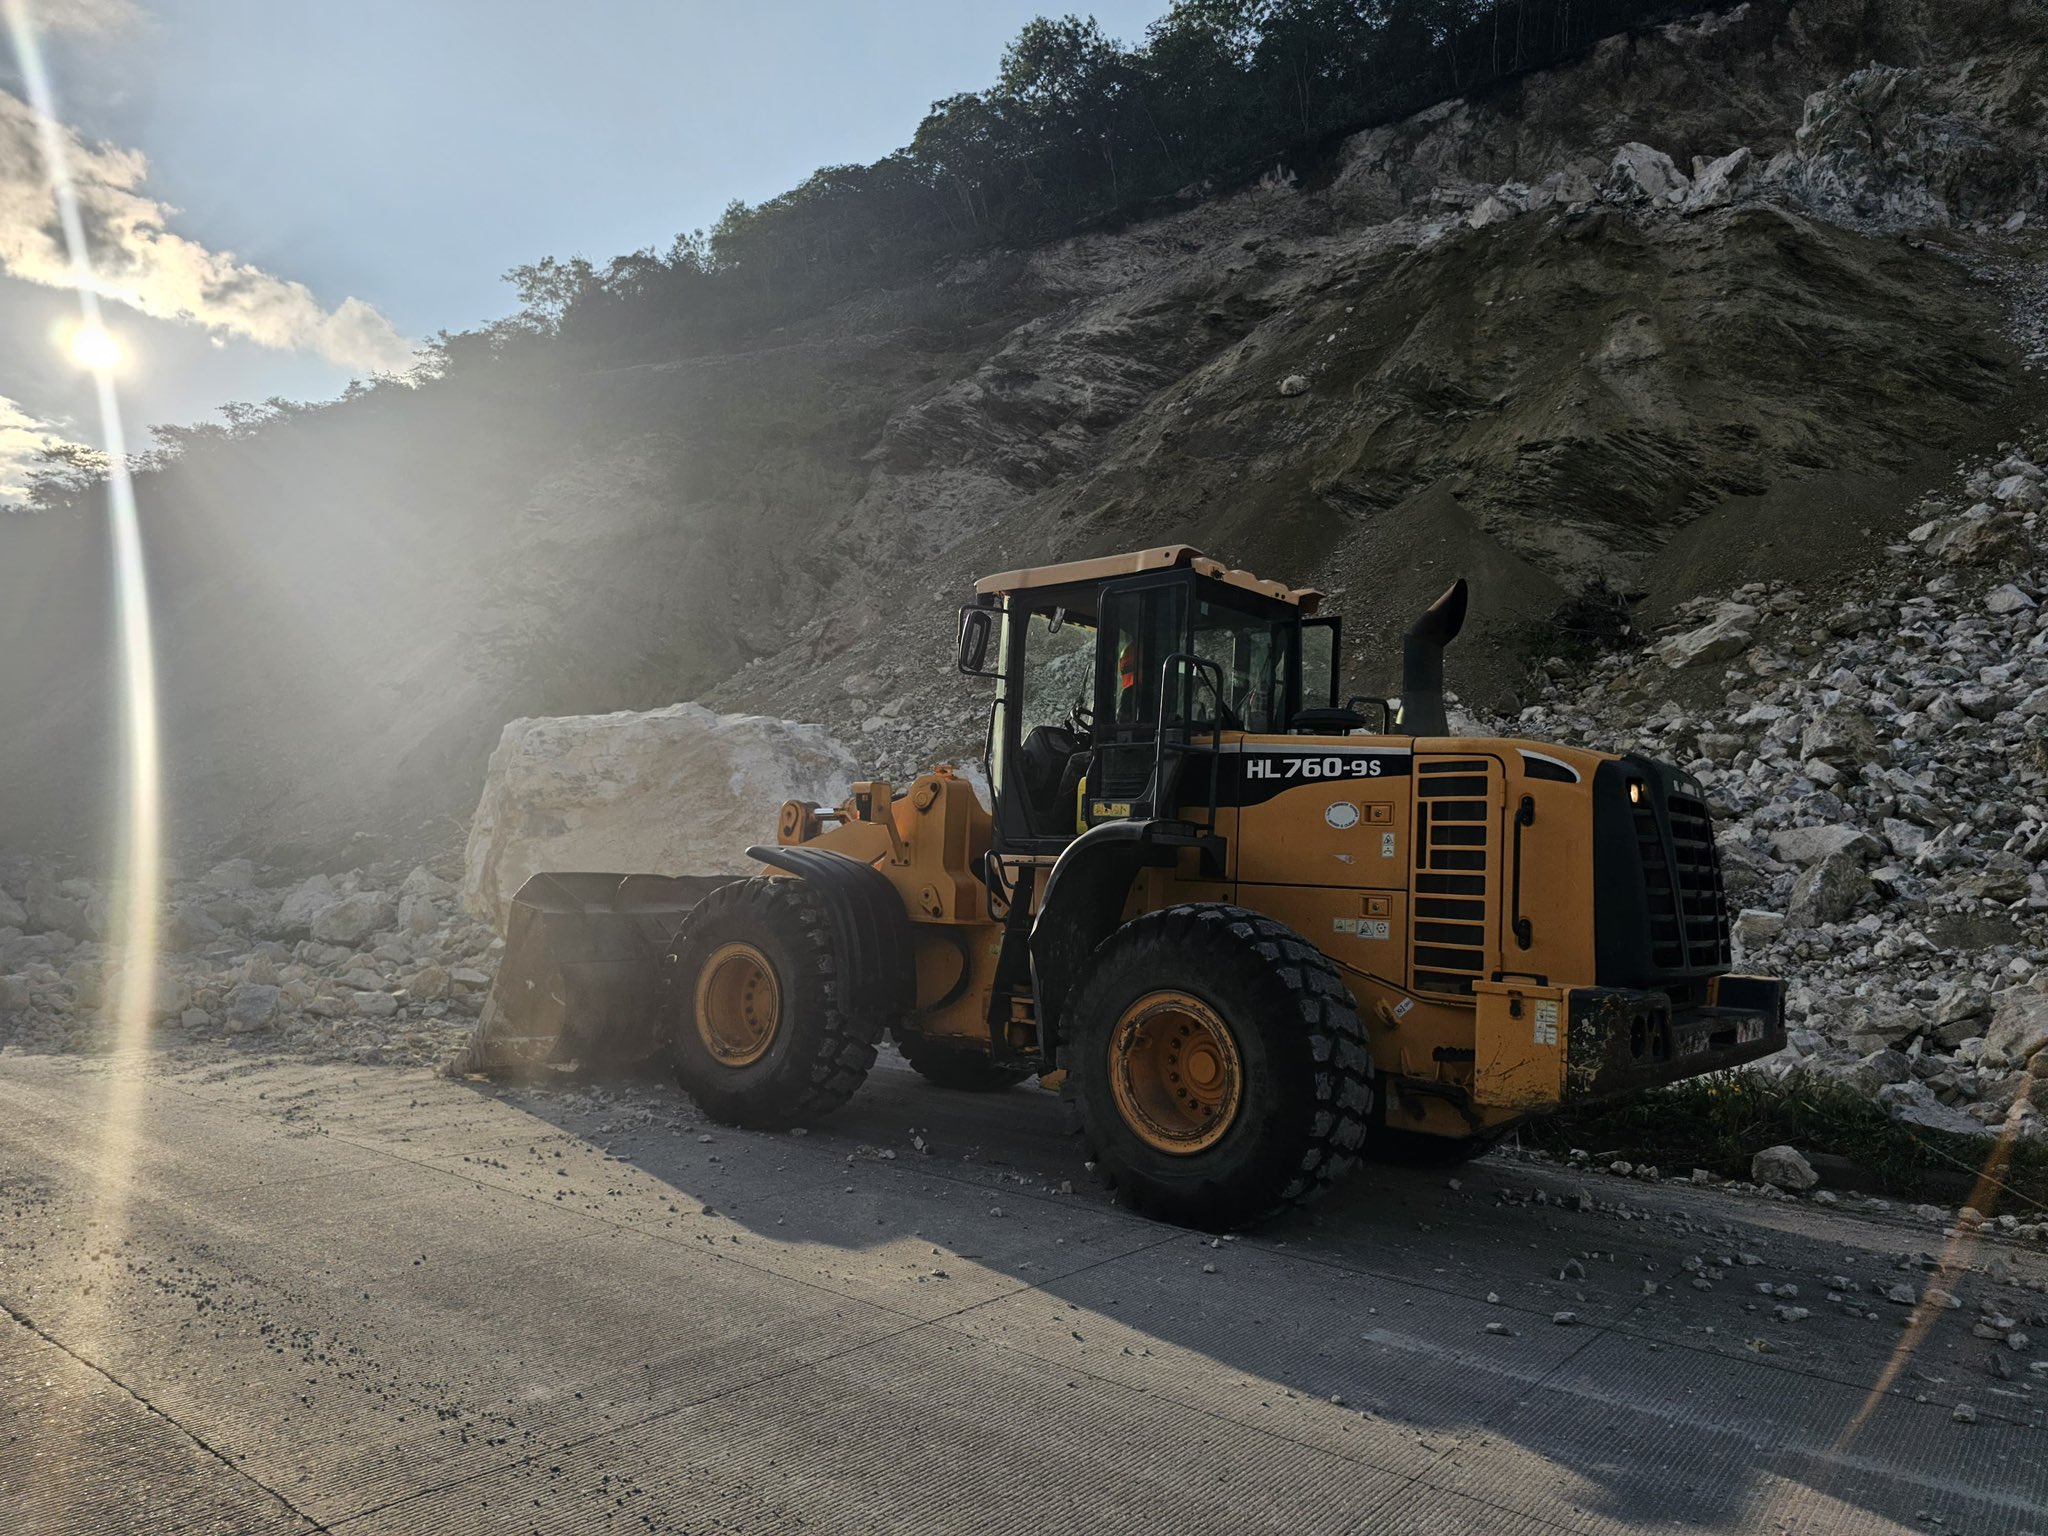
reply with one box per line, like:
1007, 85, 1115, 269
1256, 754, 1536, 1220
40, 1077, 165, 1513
504, 255, 600, 333
461, 2, 1711, 360
21, 443, 111, 511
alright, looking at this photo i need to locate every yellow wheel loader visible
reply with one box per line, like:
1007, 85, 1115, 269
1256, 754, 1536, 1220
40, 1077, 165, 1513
458, 547, 1784, 1229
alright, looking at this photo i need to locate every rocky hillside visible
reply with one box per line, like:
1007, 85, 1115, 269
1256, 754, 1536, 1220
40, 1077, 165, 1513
0, 0, 2043, 870
1502, 437, 2048, 1138
10, 433, 2046, 1151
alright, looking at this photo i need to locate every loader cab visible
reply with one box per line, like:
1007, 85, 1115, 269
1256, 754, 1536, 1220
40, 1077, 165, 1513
964, 546, 1333, 857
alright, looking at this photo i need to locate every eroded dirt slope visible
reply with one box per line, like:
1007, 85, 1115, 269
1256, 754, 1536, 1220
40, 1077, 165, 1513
0, 0, 2042, 864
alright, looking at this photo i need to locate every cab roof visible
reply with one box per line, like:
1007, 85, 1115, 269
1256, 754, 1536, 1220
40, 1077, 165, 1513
973, 545, 1324, 613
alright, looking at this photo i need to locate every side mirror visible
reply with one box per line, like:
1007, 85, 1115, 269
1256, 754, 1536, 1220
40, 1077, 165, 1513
1345, 695, 1394, 733
957, 606, 999, 677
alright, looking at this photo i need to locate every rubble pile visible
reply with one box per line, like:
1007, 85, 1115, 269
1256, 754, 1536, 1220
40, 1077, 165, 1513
1501, 441, 2048, 1139
1417, 33, 2048, 251
0, 857, 495, 1067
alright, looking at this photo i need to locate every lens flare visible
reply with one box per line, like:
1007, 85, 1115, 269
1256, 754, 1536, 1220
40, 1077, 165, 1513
66, 320, 121, 372
4, 0, 161, 1367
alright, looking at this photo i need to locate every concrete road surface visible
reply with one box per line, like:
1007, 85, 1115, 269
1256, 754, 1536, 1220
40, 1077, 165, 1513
3, 1047, 2046, 1535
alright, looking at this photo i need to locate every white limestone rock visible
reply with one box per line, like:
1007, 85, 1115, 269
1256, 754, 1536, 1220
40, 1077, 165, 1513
462, 702, 860, 931
1604, 142, 1692, 206
1751, 1145, 1819, 1191
1655, 602, 1759, 669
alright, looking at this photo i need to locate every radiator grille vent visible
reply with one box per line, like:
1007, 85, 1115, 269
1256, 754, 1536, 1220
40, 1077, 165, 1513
1635, 787, 1732, 971
1413, 758, 1493, 996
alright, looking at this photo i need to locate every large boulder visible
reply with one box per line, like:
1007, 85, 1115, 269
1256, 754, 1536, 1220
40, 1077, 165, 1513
268, 875, 339, 938
1799, 704, 1879, 766
1751, 1145, 1819, 1191
25, 886, 99, 941
1832, 997, 1920, 1054
225, 983, 282, 1034
1841, 1048, 1913, 1097
103, 959, 190, 1023
463, 703, 860, 931
310, 891, 396, 947
1770, 824, 1880, 867
1655, 602, 1758, 669
1683, 147, 1753, 212
1987, 984, 2048, 1068
1776, 62, 2048, 230
1604, 142, 1691, 206
1788, 849, 1875, 927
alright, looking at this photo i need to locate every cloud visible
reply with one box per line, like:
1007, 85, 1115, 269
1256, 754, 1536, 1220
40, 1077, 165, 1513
0, 88, 415, 374
0, 391, 77, 499
36, 0, 145, 34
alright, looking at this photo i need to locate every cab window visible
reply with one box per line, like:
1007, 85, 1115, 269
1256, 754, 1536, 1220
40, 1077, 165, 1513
1190, 596, 1291, 733
1019, 608, 1095, 738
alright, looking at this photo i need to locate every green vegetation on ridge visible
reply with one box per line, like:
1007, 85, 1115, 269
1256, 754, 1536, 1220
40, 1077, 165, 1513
505, 1, 1717, 355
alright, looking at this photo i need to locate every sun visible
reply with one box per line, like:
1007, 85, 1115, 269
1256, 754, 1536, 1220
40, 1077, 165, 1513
67, 323, 122, 372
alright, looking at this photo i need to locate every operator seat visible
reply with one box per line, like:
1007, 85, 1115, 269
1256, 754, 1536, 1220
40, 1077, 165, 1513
1019, 723, 1090, 836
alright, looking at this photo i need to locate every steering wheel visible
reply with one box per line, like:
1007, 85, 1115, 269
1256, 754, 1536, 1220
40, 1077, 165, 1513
1065, 698, 1095, 736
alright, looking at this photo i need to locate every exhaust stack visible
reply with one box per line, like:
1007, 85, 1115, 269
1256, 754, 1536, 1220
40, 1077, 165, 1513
1400, 578, 1469, 737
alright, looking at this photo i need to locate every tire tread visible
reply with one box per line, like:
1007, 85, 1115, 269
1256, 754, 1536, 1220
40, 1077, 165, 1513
669, 878, 878, 1128
1061, 902, 1374, 1227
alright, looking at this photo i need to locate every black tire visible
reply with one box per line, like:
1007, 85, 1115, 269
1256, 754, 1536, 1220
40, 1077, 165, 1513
1062, 903, 1374, 1230
895, 1030, 1034, 1092
667, 878, 879, 1129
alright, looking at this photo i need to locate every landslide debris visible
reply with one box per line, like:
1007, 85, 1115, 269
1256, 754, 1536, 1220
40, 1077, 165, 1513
2, 0, 2044, 864
1501, 436, 2048, 1143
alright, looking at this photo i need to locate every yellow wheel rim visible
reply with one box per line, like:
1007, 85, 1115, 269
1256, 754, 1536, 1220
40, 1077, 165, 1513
694, 942, 781, 1067
1108, 991, 1243, 1154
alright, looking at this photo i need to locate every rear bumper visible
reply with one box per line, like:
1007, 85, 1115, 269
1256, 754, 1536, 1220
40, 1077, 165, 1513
1563, 975, 1786, 1100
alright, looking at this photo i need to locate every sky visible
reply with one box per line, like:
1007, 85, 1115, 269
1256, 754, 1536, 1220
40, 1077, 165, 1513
0, 0, 1172, 498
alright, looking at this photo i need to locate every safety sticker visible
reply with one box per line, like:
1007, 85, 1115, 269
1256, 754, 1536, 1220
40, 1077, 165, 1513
1534, 999, 1559, 1047
1380, 831, 1397, 859
1332, 918, 1391, 940
1392, 996, 1415, 1019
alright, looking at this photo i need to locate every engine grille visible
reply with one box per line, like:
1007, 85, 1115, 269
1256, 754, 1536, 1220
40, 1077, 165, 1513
1633, 784, 1731, 972
1413, 757, 1495, 996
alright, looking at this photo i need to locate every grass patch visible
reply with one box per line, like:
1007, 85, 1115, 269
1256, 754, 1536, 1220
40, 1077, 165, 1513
1520, 1069, 2048, 1212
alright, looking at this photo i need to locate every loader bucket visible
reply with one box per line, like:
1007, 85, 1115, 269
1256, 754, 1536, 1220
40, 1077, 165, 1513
448, 871, 736, 1077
